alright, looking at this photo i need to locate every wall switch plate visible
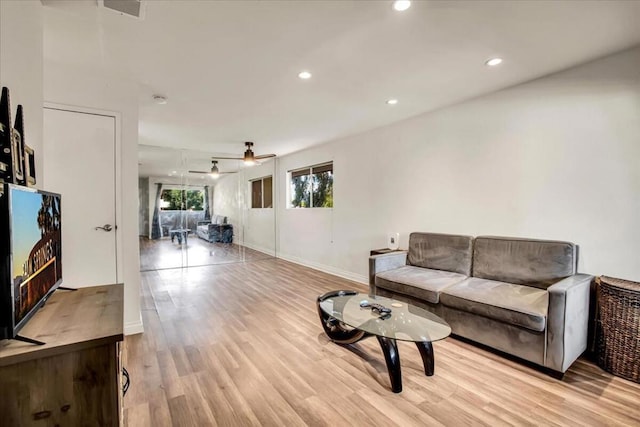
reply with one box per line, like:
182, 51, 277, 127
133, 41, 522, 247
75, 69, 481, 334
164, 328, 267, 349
388, 232, 399, 250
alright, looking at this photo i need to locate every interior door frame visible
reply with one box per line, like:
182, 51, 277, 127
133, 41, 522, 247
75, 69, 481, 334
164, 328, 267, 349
43, 102, 123, 284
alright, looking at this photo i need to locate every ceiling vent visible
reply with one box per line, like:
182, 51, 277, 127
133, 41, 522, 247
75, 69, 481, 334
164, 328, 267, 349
99, 0, 145, 20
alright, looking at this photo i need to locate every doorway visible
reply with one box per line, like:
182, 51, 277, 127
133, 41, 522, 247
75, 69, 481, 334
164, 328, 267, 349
43, 106, 120, 287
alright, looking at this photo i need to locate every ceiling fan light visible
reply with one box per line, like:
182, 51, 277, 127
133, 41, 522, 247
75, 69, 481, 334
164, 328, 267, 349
209, 160, 220, 178
243, 147, 256, 166
152, 94, 168, 105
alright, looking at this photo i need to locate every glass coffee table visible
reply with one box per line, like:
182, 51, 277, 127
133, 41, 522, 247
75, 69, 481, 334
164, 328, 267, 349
317, 290, 451, 393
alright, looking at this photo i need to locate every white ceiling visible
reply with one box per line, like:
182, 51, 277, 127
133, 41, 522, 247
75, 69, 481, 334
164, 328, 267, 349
42, 1, 640, 177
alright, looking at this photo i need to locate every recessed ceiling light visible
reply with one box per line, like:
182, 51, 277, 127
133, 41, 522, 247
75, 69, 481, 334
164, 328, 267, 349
298, 71, 312, 80
386, 99, 398, 105
485, 57, 503, 67
152, 94, 168, 104
393, 1, 411, 12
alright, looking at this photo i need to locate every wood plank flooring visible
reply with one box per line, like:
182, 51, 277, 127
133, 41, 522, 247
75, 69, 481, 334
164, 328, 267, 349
124, 258, 640, 426
139, 236, 274, 271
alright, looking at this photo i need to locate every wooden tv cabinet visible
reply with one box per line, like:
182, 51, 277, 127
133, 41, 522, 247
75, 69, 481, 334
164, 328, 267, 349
0, 284, 124, 426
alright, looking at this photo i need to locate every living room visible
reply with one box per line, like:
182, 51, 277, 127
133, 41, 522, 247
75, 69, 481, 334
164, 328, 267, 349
1, 1, 639, 425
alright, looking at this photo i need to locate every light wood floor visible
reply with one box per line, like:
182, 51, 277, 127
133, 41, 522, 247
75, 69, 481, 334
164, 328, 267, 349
124, 258, 640, 426
139, 236, 274, 271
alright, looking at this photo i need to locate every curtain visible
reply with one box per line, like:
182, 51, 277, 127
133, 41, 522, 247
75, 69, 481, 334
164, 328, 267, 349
151, 183, 163, 239
203, 185, 211, 221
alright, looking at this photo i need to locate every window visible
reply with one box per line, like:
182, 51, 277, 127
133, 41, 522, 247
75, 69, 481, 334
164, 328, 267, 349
250, 176, 273, 209
160, 189, 204, 211
289, 162, 333, 208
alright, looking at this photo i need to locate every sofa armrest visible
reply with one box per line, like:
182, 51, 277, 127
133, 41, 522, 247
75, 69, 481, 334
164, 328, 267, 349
545, 274, 594, 372
368, 251, 407, 290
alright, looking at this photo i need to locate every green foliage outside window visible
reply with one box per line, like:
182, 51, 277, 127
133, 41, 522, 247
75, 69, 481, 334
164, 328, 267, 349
291, 175, 311, 208
161, 189, 203, 211
290, 163, 333, 208
312, 170, 333, 208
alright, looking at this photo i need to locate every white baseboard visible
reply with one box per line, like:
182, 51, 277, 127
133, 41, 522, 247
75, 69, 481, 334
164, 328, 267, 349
124, 319, 144, 336
277, 252, 368, 286
242, 241, 276, 256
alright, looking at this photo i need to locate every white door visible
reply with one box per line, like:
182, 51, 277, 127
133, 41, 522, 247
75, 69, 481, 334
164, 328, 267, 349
43, 107, 117, 287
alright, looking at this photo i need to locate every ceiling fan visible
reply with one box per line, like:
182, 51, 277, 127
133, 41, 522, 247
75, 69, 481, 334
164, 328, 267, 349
188, 160, 237, 179
214, 141, 276, 166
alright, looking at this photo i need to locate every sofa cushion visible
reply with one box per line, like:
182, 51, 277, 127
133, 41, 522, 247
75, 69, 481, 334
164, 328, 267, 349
473, 236, 576, 290
213, 215, 226, 225
440, 277, 548, 332
407, 232, 474, 276
376, 266, 467, 304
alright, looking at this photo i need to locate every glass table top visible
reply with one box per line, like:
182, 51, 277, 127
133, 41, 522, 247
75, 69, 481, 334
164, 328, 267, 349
319, 293, 451, 342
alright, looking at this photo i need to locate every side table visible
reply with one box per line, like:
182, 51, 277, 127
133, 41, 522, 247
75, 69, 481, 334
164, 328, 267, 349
370, 248, 404, 256
596, 275, 640, 383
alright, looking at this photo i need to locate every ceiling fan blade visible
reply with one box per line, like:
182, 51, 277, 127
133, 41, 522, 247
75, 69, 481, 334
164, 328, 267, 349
255, 154, 276, 160
188, 170, 237, 175
213, 156, 244, 160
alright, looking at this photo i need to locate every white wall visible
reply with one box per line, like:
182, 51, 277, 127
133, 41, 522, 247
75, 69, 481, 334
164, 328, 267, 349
44, 60, 143, 334
242, 161, 276, 254
0, 0, 43, 182
276, 47, 640, 283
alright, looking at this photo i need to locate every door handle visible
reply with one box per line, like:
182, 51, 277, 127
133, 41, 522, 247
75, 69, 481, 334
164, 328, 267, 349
95, 224, 113, 232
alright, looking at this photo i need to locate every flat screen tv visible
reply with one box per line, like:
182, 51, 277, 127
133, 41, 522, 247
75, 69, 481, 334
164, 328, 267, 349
0, 183, 62, 343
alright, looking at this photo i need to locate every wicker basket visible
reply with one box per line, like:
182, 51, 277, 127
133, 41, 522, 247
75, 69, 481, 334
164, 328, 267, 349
596, 275, 640, 383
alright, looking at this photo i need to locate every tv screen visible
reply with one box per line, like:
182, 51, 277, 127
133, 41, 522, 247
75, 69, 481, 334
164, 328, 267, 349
0, 184, 62, 339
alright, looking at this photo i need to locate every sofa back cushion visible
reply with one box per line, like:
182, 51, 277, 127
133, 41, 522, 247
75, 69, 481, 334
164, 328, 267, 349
213, 215, 227, 225
473, 236, 576, 289
407, 232, 474, 276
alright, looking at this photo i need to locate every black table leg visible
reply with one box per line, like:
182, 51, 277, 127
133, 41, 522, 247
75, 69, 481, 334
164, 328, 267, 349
316, 291, 368, 344
317, 307, 366, 344
376, 336, 402, 393
416, 341, 434, 376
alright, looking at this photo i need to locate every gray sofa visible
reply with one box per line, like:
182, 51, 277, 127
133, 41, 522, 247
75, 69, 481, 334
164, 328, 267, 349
369, 232, 593, 373
196, 215, 233, 243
